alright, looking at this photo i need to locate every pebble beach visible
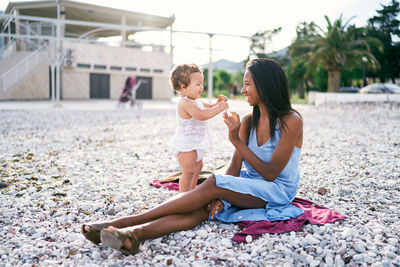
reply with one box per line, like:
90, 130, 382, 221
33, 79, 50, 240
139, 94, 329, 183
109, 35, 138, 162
0, 99, 399, 266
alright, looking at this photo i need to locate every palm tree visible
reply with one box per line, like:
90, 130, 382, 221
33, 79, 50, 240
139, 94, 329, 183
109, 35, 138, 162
289, 22, 317, 98
300, 15, 382, 92
288, 56, 308, 98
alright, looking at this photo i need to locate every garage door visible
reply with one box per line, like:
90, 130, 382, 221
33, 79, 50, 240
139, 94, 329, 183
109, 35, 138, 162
90, 73, 110, 99
135, 76, 152, 99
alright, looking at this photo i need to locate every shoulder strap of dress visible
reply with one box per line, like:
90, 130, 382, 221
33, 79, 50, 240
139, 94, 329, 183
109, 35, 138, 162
248, 126, 256, 145
182, 96, 195, 102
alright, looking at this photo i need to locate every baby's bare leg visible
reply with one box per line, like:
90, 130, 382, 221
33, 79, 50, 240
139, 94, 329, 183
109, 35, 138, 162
190, 159, 203, 190
177, 151, 197, 192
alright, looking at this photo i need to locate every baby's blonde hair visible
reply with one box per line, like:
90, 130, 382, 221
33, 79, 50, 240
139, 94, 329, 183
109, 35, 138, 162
170, 63, 202, 91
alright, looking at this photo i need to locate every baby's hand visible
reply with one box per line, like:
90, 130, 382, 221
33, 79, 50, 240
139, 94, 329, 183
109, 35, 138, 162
217, 94, 227, 102
217, 100, 229, 111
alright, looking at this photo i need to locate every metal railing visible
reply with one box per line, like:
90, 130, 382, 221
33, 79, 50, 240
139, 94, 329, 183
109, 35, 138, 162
19, 21, 54, 50
0, 44, 49, 92
0, 39, 17, 60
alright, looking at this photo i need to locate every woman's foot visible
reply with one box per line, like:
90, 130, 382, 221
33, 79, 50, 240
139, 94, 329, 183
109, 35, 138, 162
100, 226, 141, 256
81, 222, 111, 245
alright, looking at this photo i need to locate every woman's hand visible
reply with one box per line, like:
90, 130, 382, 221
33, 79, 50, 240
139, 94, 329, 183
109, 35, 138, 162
207, 200, 225, 219
223, 112, 241, 144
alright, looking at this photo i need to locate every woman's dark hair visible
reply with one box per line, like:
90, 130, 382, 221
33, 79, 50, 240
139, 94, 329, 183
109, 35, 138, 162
245, 58, 300, 142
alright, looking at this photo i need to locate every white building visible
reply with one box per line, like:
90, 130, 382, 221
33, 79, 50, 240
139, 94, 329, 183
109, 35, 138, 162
0, 0, 175, 101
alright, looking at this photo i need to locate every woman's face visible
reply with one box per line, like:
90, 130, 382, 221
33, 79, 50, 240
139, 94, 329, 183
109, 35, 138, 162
241, 70, 260, 106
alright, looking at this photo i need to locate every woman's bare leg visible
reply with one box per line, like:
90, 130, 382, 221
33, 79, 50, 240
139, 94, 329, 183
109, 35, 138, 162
105, 207, 210, 250
109, 175, 266, 228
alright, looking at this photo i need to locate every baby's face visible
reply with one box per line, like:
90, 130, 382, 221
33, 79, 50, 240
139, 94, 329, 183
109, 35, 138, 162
182, 72, 204, 100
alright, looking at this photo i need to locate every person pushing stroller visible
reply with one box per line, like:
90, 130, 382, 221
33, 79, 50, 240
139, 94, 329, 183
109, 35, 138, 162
118, 76, 141, 107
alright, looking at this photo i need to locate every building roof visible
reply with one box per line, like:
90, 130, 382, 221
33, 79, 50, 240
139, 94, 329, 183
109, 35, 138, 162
3, 0, 175, 37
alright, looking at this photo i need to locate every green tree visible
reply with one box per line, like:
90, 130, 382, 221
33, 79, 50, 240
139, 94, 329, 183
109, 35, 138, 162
341, 62, 363, 88
248, 27, 282, 59
289, 22, 317, 97
300, 15, 381, 92
367, 0, 400, 83
312, 66, 328, 91
214, 69, 232, 90
231, 72, 243, 88
287, 57, 307, 98
203, 68, 217, 93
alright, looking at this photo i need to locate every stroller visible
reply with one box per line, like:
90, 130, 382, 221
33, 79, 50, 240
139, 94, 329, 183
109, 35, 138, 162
118, 76, 142, 108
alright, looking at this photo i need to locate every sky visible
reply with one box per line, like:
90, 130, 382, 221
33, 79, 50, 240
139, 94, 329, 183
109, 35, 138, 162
0, 0, 393, 65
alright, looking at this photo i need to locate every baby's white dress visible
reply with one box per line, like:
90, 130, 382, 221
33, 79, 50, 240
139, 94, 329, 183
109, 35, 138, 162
171, 97, 212, 162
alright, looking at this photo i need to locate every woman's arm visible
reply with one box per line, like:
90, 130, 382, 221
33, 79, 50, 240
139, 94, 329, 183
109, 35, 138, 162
208, 114, 251, 219
224, 150, 242, 176
224, 112, 303, 182
224, 114, 250, 176
180, 98, 228, 121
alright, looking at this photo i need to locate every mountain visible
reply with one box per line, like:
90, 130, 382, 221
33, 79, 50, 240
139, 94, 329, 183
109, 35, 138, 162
203, 59, 244, 74
203, 47, 290, 74
267, 47, 289, 58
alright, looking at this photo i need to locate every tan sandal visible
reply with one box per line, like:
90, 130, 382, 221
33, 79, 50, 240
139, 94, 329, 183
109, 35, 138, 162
81, 222, 111, 245
100, 228, 140, 256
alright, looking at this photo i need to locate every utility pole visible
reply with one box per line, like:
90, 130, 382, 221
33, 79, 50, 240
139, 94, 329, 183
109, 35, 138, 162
170, 25, 174, 69
208, 34, 213, 104
51, 39, 56, 103
55, 0, 61, 107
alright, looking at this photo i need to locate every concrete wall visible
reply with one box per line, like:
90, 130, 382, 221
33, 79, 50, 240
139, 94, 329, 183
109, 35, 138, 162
110, 74, 127, 100
308, 92, 400, 106
152, 76, 171, 99
62, 71, 89, 99
61, 41, 172, 100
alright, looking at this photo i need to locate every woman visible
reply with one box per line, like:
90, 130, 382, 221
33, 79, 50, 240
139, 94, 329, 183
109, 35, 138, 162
82, 58, 304, 255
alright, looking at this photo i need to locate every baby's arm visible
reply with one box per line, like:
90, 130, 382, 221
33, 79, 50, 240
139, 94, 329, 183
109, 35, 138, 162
202, 94, 228, 108
180, 98, 228, 121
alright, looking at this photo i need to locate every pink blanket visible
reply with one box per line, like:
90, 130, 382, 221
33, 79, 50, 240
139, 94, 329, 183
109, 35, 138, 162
150, 179, 346, 243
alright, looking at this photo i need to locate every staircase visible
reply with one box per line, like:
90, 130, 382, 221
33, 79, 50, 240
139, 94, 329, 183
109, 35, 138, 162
0, 48, 50, 92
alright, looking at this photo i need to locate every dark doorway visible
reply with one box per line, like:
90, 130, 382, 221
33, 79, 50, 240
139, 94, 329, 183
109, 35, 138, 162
90, 73, 110, 99
135, 76, 152, 99
49, 66, 63, 99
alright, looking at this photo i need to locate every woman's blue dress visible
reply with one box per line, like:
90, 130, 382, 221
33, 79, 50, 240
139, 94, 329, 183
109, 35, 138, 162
211, 124, 304, 222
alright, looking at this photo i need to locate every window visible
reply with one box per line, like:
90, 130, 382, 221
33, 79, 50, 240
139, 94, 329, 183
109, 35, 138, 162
110, 66, 122, 71
94, 65, 106, 70
77, 63, 91, 69
125, 67, 137, 72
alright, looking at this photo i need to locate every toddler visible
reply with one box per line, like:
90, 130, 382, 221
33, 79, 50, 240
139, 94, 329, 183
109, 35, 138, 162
170, 63, 228, 192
